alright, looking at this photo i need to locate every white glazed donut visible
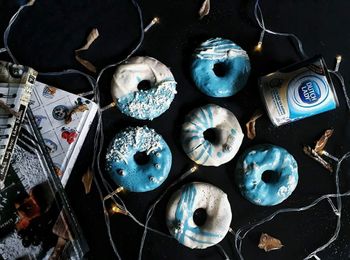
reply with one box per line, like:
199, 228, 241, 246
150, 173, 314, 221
181, 104, 244, 166
111, 56, 177, 120
166, 182, 232, 249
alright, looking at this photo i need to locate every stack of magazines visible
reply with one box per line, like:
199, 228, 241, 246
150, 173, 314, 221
0, 61, 93, 259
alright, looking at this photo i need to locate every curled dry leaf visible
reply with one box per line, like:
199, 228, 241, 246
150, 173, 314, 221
82, 167, 93, 194
46, 86, 57, 96
314, 129, 334, 154
65, 103, 89, 124
258, 233, 283, 252
246, 109, 263, 140
303, 145, 333, 173
52, 211, 72, 240
199, 0, 210, 19
0, 99, 20, 117
75, 28, 99, 73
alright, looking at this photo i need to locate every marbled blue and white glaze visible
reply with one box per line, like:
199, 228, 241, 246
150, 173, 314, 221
111, 56, 177, 120
166, 182, 232, 249
181, 104, 244, 166
235, 144, 298, 206
105, 126, 172, 192
191, 38, 250, 97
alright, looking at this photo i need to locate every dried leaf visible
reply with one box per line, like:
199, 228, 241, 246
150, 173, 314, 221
52, 211, 72, 240
258, 233, 283, 252
75, 28, 99, 73
199, 0, 210, 19
75, 56, 97, 73
46, 86, 57, 96
51, 237, 68, 259
246, 109, 263, 140
303, 145, 333, 173
314, 129, 334, 154
0, 99, 20, 117
82, 167, 93, 194
65, 103, 89, 124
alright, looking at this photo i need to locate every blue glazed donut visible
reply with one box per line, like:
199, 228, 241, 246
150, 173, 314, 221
235, 144, 298, 206
166, 182, 232, 249
111, 56, 177, 120
105, 126, 172, 192
181, 104, 244, 166
191, 38, 250, 97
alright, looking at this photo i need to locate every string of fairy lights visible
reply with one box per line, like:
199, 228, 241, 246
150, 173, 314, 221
1, 0, 350, 260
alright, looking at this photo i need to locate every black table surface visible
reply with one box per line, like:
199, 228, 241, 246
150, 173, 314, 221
1, 0, 350, 259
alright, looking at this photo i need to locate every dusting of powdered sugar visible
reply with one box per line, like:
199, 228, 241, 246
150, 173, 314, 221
0, 232, 42, 259
106, 126, 163, 167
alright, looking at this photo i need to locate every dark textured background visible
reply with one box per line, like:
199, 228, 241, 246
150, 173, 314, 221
1, 0, 350, 259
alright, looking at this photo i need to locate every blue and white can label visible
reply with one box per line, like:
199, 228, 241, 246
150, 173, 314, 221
259, 56, 338, 126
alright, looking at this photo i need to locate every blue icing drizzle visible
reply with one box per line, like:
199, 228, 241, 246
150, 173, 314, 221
182, 105, 216, 164
191, 38, 251, 97
235, 144, 299, 206
105, 126, 172, 192
171, 184, 221, 246
181, 106, 214, 161
117, 80, 177, 120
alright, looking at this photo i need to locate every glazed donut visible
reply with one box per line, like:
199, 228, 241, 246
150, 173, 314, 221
111, 56, 177, 120
105, 126, 172, 192
181, 104, 244, 166
191, 38, 250, 97
166, 182, 232, 249
235, 144, 299, 206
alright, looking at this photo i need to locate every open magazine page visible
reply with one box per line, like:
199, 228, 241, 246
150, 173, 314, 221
0, 109, 87, 259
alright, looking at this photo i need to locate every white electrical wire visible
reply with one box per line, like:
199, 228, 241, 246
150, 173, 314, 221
138, 165, 197, 260
254, 0, 308, 59
233, 152, 350, 260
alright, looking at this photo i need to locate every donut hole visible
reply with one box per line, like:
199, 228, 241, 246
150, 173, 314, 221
262, 170, 281, 184
193, 208, 207, 227
134, 151, 150, 165
203, 128, 219, 144
213, 62, 229, 77
137, 80, 152, 91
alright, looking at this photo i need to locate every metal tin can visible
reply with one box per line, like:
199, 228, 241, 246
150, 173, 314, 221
259, 56, 338, 126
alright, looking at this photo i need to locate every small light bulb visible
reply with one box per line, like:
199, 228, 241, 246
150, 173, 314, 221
191, 165, 198, 173
335, 54, 342, 72
104, 186, 126, 201
254, 41, 263, 52
336, 55, 342, 63
111, 204, 127, 215
144, 17, 160, 32
153, 17, 160, 24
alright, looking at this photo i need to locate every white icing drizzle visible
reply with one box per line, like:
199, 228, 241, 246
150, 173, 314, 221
194, 38, 249, 60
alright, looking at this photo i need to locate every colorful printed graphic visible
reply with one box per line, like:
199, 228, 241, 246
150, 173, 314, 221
43, 138, 58, 153
61, 127, 78, 144
42, 86, 56, 99
52, 105, 69, 121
